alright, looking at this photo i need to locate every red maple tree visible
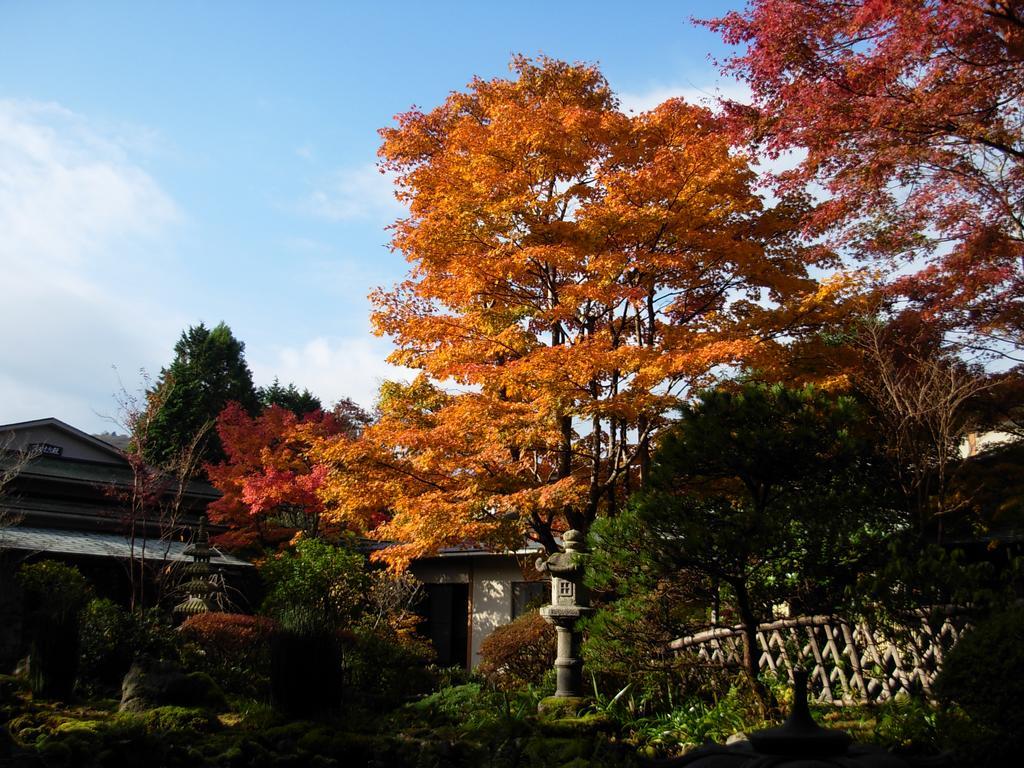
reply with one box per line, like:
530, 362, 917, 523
708, 0, 1024, 352
206, 401, 366, 550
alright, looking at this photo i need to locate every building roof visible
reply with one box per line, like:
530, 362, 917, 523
1, 416, 228, 567
362, 538, 548, 560
1, 417, 220, 526
0, 525, 252, 568
9, 452, 220, 500
93, 432, 131, 451
0, 417, 128, 463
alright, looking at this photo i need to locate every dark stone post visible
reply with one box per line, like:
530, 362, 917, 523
536, 529, 593, 702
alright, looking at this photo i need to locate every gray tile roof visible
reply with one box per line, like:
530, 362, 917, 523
0, 526, 252, 568
12, 454, 220, 499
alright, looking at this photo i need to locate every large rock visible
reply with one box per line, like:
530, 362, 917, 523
0, 674, 28, 705
119, 658, 226, 712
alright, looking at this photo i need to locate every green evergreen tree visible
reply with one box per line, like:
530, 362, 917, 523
141, 322, 260, 468
589, 383, 899, 694
257, 378, 322, 417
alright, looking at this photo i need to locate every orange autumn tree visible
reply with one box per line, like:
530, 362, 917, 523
320, 56, 847, 567
207, 401, 367, 550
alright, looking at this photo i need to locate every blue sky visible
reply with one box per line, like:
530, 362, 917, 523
0, 0, 742, 433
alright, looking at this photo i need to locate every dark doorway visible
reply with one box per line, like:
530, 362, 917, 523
420, 583, 469, 668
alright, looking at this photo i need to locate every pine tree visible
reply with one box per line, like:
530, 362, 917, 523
257, 378, 322, 417
140, 322, 260, 469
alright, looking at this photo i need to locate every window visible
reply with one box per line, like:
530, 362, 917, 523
511, 580, 549, 619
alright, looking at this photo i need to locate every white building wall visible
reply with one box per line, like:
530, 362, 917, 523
960, 430, 1015, 458
469, 560, 517, 669
410, 554, 544, 669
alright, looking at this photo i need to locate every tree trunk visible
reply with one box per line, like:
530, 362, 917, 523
732, 581, 771, 713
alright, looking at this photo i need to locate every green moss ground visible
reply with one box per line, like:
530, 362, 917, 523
0, 675, 980, 768
0, 681, 639, 768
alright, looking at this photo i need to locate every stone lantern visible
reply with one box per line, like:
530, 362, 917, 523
173, 517, 218, 619
536, 529, 593, 699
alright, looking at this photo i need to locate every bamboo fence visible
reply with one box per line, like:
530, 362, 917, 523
668, 610, 972, 704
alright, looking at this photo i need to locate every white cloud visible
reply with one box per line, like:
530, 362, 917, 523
0, 100, 179, 268
304, 163, 405, 223
617, 79, 751, 114
0, 99, 184, 432
250, 336, 412, 413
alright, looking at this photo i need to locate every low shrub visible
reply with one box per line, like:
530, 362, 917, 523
78, 598, 135, 696
342, 626, 436, 712
933, 605, 1024, 764
872, 696, 942, 756
477, 610, 555, 691
405, 682, 491, 726
626, 685, 754, 756
79, 605, 183, 695
179, 612, 276, 697
400, 681, 541, 746
179, 612, 276, 659
17, 561, 92, 700
270, 623, 343, 717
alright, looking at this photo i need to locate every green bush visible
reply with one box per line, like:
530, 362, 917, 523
259, 538, 435, 716
260, 538, 368, 628
934, 606, 1024, 763
78, 598, 135, 696
17, 561, 92, 700
477, 611, 555, 691
17, 560, 92, 620
134, 609, 183, 661
581, 588, 725, 714
585, 513, 737, 715
872, 696, 941, 756
342, 626, 435, 712
406, 682, 489, 724
401, 681, 527, 739
401, 680, 549, 747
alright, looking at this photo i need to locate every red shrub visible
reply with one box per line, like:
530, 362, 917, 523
477, 611, 555, 691
179, 612, 277, 663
